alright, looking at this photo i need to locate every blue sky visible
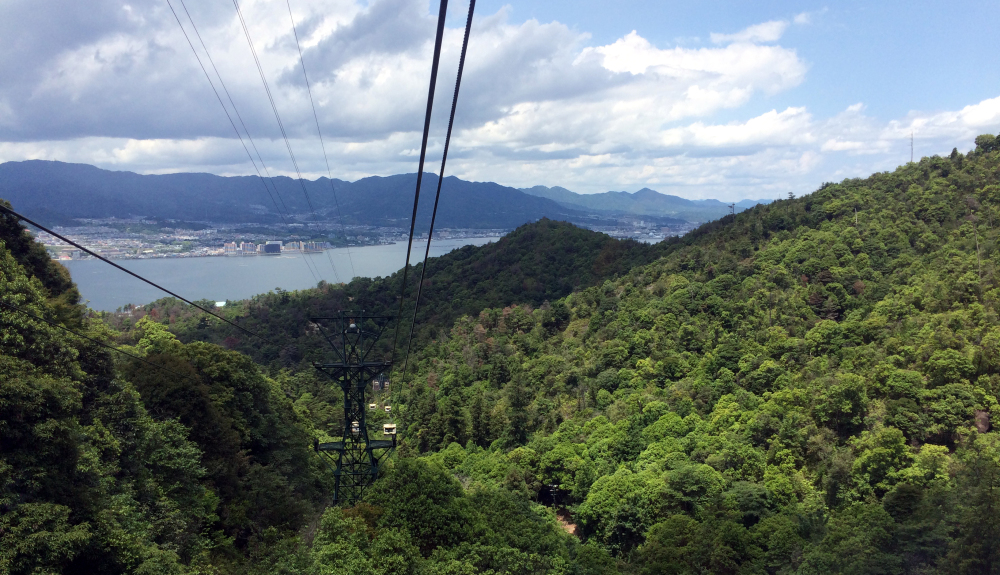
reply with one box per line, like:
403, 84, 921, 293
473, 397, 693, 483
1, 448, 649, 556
0, 0, 998, 200
476, 0, 1000, 119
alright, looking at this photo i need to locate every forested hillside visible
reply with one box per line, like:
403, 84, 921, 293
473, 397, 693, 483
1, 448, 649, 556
386, 135, 1000, 573
0, 211, 609, 574
1, 202, 334, 572
123, 219, 665, 370
6, 134, 1000, 574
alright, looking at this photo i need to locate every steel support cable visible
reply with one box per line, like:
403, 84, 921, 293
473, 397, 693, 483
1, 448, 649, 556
165, 0, 320, 284
172, 0, 321, 284
389, 0, 450, 371
175, 0, 294, 221
0, 205, 264, 341
399, 0, 476, 384
231, 0, 340, 282
0, 300, 192, 381
285, 0, 356, 280
230, 0, 331, 280
165, 0, 290, 220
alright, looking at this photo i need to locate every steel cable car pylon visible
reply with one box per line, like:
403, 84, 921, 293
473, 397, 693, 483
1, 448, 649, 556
311, 311, 396, 504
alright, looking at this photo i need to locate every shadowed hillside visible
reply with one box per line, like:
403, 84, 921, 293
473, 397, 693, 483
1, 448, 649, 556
0, 160, 684, 229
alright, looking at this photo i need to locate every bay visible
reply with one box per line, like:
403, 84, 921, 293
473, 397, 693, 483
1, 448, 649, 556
64, 237, 495, 311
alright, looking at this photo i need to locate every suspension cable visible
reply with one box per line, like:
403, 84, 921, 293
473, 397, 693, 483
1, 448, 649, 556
390, 0, 450, 371
176, 0, 292, 219
165, 0, 322, 284
399, 0, 476, 383
0, 205, 265, 341
231, 0, 340, 282
286, 0, 357, 280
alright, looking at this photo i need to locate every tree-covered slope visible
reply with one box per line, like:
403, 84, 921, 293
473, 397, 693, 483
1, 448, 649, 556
0, 202, 339, 572
0, 204, 591, 574
128, 218, 666, 370
387, 136, 1000, 573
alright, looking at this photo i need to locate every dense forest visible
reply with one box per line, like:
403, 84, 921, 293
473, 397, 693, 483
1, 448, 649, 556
4, 134, 1000, 573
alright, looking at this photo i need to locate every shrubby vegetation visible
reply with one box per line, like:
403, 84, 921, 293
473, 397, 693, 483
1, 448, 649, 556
6, 134, 1000, 573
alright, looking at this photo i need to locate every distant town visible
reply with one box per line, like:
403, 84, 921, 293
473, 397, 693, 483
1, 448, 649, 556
33, 218, 508, 260
33, 217, 695, 260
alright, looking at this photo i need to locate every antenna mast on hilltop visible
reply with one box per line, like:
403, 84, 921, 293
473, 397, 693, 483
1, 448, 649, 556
911, 132, 914, 163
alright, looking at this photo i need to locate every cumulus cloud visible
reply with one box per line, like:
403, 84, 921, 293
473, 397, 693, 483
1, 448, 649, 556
884, 96, 1000, 140
0, 0, 998, 201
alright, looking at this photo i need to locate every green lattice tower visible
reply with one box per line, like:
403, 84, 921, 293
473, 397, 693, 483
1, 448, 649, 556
312, 311, 396, 504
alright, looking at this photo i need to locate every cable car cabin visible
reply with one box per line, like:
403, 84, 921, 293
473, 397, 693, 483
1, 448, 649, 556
383, 423, 397, 435
384, 405, 392, 413
369, 403, 377, 410
351, 421, 360, 435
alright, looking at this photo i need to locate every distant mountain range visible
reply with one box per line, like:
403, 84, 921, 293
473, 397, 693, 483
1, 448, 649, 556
521, 185, 771, 222
0, 160, 767, 228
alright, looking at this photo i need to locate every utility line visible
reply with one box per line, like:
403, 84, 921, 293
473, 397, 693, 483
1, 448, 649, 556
165, 0, 321, 284
390, 0, 450, 371
0, 300, 191, 381
231, 0, 340, 283
286, 0, 356, 280
0, 205, 264, 341
399, 0, 476, 383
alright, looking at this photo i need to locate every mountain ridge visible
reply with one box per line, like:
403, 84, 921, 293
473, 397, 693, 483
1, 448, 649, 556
0, 160, 687, 229
0, 159, 762, 229
521, 183, 772, 221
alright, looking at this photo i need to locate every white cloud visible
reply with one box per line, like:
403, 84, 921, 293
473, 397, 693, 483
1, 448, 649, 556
455, 29, 808, 157
883, 95, 1000, 140
821, 139, 865, 152
591, 30, 805, 97
669, 107, 815, 148
0, 1, 998, 202
810, 96, 1000, 163
710, 20, 789, 44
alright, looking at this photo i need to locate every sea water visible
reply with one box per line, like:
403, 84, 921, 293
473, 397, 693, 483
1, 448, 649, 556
64, 237, 495, 311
